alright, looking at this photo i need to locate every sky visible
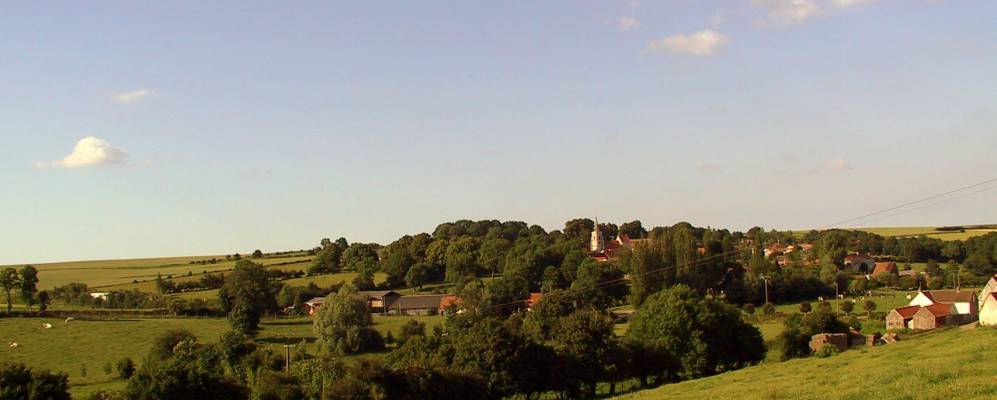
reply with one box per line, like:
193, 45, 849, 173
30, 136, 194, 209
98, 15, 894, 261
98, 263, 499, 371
2, 0, 997, 264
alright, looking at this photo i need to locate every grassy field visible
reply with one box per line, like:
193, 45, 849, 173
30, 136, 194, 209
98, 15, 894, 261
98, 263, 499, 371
616, 325, 997, 400
849, 226, 996, 241
1, 253, 313, 292
0, 314, 443, 397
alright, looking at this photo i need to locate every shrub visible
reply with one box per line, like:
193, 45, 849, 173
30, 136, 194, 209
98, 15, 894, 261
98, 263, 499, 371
116, 358, 136, 379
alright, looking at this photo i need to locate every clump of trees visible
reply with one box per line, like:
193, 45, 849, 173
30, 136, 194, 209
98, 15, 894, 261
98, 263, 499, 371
218, 260, 278, 333
313, 285, 384, 355
0, 362, 70, 399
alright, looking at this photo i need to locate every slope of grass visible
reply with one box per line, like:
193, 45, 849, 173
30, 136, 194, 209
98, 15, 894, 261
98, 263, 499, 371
617, 326, 997, 400
849, 226, 996, 241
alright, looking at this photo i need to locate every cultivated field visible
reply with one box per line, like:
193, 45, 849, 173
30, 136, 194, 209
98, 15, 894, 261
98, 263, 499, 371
616, 325, 997, 400
849, 226, 997, 241
0, 253, 313, 292
0, 314, 443, 397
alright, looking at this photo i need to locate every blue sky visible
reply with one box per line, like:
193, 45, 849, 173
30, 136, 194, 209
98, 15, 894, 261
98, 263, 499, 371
3, 1, 996, 264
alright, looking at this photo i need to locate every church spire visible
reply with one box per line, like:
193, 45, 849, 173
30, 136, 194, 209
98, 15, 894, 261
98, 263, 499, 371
590, 216, 605, 253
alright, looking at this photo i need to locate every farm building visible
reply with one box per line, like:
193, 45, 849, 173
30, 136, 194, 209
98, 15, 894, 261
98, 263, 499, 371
910, 303, 955, 330
844, 253, 876, 273
358, 290, 401, 315
886, 305, 920, 330
809, 333, 849, 353
304, 297, 325, 315
526, 292, 543, 309
871, 262, 898, 277
909, 290, 978, 323
978, 275, 997, 307
387, 294, 448, 316
979, 293, 997, 326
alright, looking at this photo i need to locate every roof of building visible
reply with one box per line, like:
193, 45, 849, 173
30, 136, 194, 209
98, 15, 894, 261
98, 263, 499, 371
358, 290, 400, 299
922, 290, 976, 304
526, 292, 543, 308
891, 305, 921, 319
872, 262, 898, 276
983, 293, 997, 308
392, 295, 448, 310
305, 297, 325, 306
918, 303, 954, 317
439, 295, 462, 310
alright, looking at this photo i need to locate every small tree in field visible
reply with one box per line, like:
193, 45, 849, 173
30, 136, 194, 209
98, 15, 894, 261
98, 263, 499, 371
863, 299, 877, 317
799, 302, 812, 315
743, 303, 755, 317
762, 302, 776, 317
840, 300, 854, 315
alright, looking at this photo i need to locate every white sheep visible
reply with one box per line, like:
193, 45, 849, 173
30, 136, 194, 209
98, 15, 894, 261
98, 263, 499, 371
8, 341, 18, 348
64, 317, 75, 325
41, 323, 53, 329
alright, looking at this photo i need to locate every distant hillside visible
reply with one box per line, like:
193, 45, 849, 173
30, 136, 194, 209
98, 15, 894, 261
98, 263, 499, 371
850, 226, 997, 241
616, 326, 997, 400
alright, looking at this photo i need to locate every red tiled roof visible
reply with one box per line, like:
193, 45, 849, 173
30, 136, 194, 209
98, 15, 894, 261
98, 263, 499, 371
617, 234, 631, 244
921, 303, 953, 317
891, 305, 920, 319
439, 295, 462, 310
526, 292, 543, 308
872, 262, 897, 276
922, 290, 975, 303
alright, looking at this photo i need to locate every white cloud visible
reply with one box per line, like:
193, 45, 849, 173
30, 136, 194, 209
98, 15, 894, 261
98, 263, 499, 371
35, 137, 130, 169
111, 89, 154, 104
619, 16, 640, 30
753, 0, 821, 25
697, 163, 724, 173
646, 30, 729, 56
831, 0, 877, 7
826, 157, 852, 171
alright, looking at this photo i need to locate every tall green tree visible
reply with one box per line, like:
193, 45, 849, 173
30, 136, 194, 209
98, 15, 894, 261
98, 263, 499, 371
627, 285, 765, 379
218, 260, 277, 333
626, 242, 668, 307
19, 265, 39, 311
550, 309, 617, 398
313, 285, 383, 355
0, 268, 20, 313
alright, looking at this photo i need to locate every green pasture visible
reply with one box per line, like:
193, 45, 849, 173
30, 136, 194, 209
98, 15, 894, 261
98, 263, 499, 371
617, 325, 997, 400
850, 226, 997, 241
0, 314, 443, 397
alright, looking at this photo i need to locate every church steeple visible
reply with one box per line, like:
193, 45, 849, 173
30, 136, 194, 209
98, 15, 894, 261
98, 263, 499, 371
590, 217, 605, 253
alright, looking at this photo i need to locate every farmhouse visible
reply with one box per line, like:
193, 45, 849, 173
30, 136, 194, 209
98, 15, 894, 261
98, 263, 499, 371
911, 303, 955, 330
871, 262, 898, 277
844, 253, 875, 273
589, 223, 633, 261
526, 292, 543, 310
978, 275, 997, 307
979, 293, 997, 326
304, 297, 325, 315
886, 305, 920, 330
909, 290, 978, 323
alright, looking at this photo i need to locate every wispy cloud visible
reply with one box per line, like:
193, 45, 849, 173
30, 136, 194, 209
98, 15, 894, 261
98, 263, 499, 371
753, 0, 822, 25
619, 16, 640, 31
35, 137, 130, 169
646, 30, 728, 56
831, 0, 877, 7
111, 89, 154, 104
826, 157, 852, 171
697, 163, 724, 173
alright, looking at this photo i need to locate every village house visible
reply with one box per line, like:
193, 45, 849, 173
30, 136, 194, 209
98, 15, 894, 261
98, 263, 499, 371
526, 292, 543, 310
910, 303, 956, 330
870, 262, 898, 278
979, 293, 997, 326
978, 275, 997, 307
909, 290, 978, 324
844, 253, 875, 273
304, 297, 325, 315
886, 305, 920, 330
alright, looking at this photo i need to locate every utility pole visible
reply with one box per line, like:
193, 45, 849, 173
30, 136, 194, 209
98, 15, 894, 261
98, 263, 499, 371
283, 343, 297, 372
760, 275, 770, 305
834, 281, 839, 315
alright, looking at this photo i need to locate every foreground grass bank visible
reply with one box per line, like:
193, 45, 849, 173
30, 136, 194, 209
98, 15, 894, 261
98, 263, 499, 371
617, 326, 997, 400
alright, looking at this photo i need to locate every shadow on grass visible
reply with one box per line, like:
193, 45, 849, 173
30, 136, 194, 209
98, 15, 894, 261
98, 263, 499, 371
261, 319, 312, 326
256, 336, 316, 345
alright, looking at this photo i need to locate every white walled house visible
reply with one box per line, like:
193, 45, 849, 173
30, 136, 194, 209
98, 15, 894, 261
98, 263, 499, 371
979, 275, 997, 308
908, 290, 978, 324
980, 293, 997, 326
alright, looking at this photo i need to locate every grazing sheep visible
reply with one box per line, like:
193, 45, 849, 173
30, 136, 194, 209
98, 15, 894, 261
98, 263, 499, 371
8, 341, 18, 348
41, 323, 53, 329
64, 317, 75, 325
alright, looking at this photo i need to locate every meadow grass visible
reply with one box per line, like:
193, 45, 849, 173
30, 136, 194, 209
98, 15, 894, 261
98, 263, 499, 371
849, 226, 996, 241
616, 326, 997, 400
1, 313, 443, 397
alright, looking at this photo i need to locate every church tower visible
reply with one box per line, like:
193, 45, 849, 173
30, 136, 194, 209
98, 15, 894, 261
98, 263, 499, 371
590, 217, 605, 253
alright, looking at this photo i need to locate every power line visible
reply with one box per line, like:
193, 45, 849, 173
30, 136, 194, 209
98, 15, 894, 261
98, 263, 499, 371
477, 176, 997, 312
